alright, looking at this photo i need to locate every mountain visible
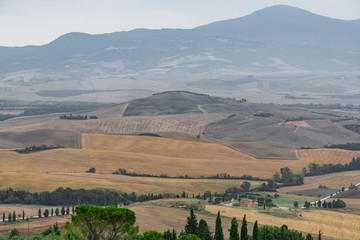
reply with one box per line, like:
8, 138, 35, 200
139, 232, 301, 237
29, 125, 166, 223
0, 5, 359, 103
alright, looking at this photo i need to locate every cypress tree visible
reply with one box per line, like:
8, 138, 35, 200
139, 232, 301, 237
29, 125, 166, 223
171, 229, 177, 240
240, 215, 248, 240
66, 206, 70, 215
318, 231, 322, 240
38, 208, 41, 218
72, 206, 75, 213
198, 219, 212, 240
3, 213, 5, 222
12, 211, 16, 222
306, 233, 313, 240
185, 209, 198, 235
51, 208, 54, 216
61, 206, 65, 215
252, 221, 259, 240
163, 229, 172, 240
44, 209, 49, 218
55, 207, 59, 216
214, 211, 224, 240
8, 213, 11, 222
229, 217, 239, 240
22, 211, 25, 220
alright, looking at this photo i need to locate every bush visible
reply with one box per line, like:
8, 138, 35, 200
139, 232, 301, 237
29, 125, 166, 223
9, 228, 20, 238
86, 167, 96, 173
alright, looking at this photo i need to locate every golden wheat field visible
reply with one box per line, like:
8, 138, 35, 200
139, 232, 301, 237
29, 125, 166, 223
0, 134, 302, 179
0, 171, 262, 195
300, 149, 360, 165
206, 204, 360, 240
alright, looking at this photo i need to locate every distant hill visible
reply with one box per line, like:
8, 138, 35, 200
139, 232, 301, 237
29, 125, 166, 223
0, 5, 359, 103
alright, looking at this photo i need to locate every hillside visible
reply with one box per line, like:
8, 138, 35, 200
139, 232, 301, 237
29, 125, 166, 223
0, 6, 359, 103
1, 91, 359, 158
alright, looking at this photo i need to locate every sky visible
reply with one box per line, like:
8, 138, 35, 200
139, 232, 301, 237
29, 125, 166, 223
1, 0, 359, 47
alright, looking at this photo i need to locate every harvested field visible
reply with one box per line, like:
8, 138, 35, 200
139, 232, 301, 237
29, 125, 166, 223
0, 171, 260, 195
81, 134, 302, 178
300, 148, 360, 165
341, 198, 360, 215
0, 129, 81, 149
206, 205, 360, 240
278, 171, 360, 193
128, 203, 237, 234
0, 215, 70, 236
0, 148, 300, 179
0, 110, 227, 138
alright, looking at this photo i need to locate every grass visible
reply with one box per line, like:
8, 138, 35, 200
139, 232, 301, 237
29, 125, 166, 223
288, 188, 340, 198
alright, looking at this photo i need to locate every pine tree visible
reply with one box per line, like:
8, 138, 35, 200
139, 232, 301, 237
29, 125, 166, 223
252, 221, 259, 240
38, 208, 42, 218
214, 211, 224, 240
229, 217, 239, 240
185, 209, 198, 235
198, 219, 212, 240
55, 208, 59, 216
12, 211, 16, 222
240, 215, 248, 240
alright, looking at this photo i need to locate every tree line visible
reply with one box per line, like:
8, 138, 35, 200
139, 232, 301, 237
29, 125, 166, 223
14, 145, 64, 154
59, 114, 89, 120
113, 168, 263, 181
303, 199, 346, 209
304, 157, 360, 177
0, 187, 190, 206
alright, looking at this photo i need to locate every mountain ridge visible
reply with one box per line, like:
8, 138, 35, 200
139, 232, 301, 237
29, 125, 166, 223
0, 5, 359, 103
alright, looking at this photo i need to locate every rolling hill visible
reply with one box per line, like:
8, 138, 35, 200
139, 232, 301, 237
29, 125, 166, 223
1, 91, 360, 157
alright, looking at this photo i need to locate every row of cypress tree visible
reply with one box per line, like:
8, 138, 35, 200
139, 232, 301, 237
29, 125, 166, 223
183, 209, 319, 240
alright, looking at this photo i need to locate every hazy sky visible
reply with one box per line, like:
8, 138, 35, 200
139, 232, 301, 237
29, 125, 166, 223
1, 0, 359, 47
